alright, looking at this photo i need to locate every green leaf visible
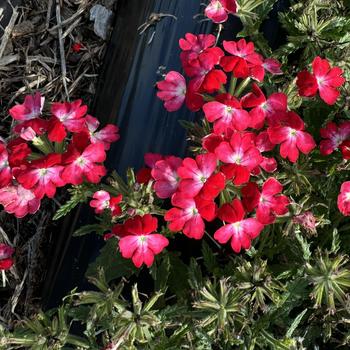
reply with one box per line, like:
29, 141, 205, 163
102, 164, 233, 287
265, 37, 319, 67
73, 224, 108, 237
86, 238, 137, 283
286, 308, 307, 338
150, 254, 171, 291
201, 241, 219, 275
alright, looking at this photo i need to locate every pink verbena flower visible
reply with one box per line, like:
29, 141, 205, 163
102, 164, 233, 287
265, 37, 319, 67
338, 181, 350, 216
319, 121, 350, 156
90, 190, 122, 216
0, 243, 14, 270
62, 142, 106, 185
9, 92, 44, 121
204, 0, 237, 23
0, 143, 12, 188
156, 71, 187, 112
242, 178, 290, 224
151, 156, 182, 199
118, 214, 169, 268
296, 56, 345, 105
165, 192, 216, 239
0, 185, 40, 218
214, 199, 264, 253
15, 153, 65, 199
267, 112, 316, 163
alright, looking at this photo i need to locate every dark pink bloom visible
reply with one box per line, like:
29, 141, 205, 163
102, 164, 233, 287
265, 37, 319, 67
9, 92, 44, 121
221, 39, 264, 81
90, 190, 122, 216
0, 185, 40, 218
338, 182, 350, 216
7, 139, 31, 167
0, 143, 12, 188
119, 214, 169, 268
203, 94, 250, 133
293, 211, 316, 233
177, 153, 218, 197
242, 178, 289, 224
165, 193, 216, 239
157, 71, 187, 112
151, 156, 182, 199
204, 0, 237, 23
319, 121, 350, 156
253, 131, 277, 173
296, 56, 345, 105
48, 99, 87, 141
214, 199, 264, 253
15, 153, 65, 199
83, 115, 120, 150
0, 243, 14, 270
263, 58, 282, 75
215, 132, 262, 185
62, 142, 106, 185
268, 112, 316, 162
241, 83, 287, 128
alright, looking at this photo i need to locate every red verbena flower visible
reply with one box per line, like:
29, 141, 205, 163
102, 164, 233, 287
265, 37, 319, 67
151, 156, 182, 199
0, 143, 12, 188
215, 132, 262, 185
263, 58, 282, 75
296, 56, 345, 105
118, 214, 169, 268
338, 181, 350, 216
203, 94, 250, 133
0, 243, 14, 270
62, 142, 106, 185
0, 185, 40, 218
14, 153, 65, 199
165, 192, 216, 239
221, 39, 264, 81
48, 99, 87, 141
268, 112, 316, 163
204, 0, 237, 23
157, 71, 187, 112
242, 178, 289, 224
90, 190, 122, 216
214, 199, 264, 253
9, 92, 44, 121
319, 121, 350, 156
82, 115, 120, 150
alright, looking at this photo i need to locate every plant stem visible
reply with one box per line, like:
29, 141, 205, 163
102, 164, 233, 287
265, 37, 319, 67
235, 77, 251, 97
229, 76, 237, 95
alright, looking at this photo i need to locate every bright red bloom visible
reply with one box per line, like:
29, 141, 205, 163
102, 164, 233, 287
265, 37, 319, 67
319, 121, 350, 156
0, 185, 40, 218
0, 143, 12, 188
9, 92, 44, 121
14, 153, 65, 199
72, 42, 84, 52
215, 132, 262, 185
136, 153, 164, 184
157, 71, 187, 112
339, 140, 350, 159
203, 94, 250, 133
90, 190, 122, 216
179, 33, 223, 69
214, 199, 264, 253
204, 0, 237, 23
263, 58, 282, 75
253, 131, 277, 173
242, 178, 289, 224
151, 156, 182, 199
48, 99, 87, 141
165, 193, 216, 239
338, 181, 350, 216
0, 243, 14, 270
81, 115, 120, 150
241, 83, 287, 128
221, 39, 264, 81
268, 112, 316, 162
62, 142, 106, 185
177, 153, 218, 197
296, 56, 345, 105
7, 138, 31, 167
118, 214, 169, 268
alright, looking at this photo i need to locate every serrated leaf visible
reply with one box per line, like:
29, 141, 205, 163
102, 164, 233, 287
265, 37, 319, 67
286, 308, 307, 338
73, 224, 108, 237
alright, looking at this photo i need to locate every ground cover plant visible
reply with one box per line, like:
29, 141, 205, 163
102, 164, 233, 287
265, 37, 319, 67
1, 0, 350, 349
